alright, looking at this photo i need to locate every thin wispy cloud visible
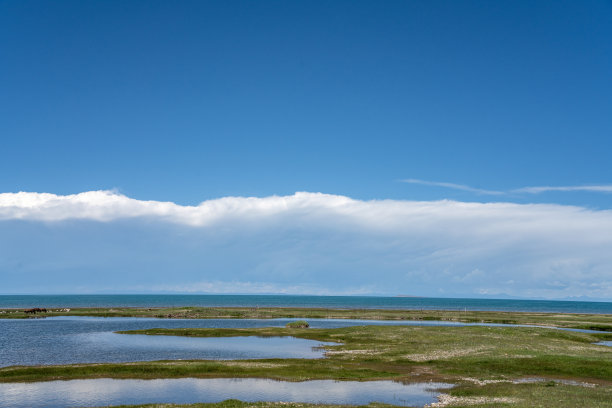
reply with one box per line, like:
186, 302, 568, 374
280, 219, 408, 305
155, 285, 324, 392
401, 179, 504, 195
401, 179, 612, 196
514, 185, 612, 194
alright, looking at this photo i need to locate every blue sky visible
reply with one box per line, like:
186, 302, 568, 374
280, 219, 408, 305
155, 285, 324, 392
1, 1, 612, 298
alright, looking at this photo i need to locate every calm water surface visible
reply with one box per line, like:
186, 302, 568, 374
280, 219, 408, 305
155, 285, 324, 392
1, 316, 609, 367
0, 317, 340, 367
0, 378, 453, 408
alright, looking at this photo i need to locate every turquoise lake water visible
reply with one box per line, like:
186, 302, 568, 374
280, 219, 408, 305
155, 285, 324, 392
1, 294, 611, 313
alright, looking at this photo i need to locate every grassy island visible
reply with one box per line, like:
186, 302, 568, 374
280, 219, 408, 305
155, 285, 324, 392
1, 306, 612, 332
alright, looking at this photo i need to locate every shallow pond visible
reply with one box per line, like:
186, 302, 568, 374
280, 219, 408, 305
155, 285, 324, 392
0, 316, 338, 366
1, 316, 608, 367
0, 378, 453, 408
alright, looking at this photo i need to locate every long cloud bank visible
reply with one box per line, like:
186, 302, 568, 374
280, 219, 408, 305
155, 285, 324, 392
1, 191, 611, 299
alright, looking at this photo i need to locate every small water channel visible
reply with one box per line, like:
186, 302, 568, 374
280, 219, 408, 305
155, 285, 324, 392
0, 378, 453, 408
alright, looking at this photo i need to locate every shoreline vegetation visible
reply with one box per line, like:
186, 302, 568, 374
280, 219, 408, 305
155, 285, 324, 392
1, 306, 611, 332
1, 308, 611, 407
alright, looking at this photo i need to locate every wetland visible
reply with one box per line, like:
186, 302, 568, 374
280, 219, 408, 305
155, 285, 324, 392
1, 307, 611, 407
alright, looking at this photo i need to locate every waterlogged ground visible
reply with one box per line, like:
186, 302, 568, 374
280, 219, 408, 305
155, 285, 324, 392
3, 307, 612, 333
1, 311, 611, 407
2, 315, 609, 368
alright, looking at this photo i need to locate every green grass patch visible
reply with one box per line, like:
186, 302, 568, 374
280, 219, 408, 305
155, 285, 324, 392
2, 306, 611, 332
286, 320, 310, 328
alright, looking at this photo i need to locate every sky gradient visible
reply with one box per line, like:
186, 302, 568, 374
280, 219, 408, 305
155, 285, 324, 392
1, 1, 611, 298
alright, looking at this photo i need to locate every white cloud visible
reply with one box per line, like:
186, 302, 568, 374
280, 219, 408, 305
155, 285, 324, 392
0, 190, 355, 226
1, 190, 612, 298
142, 281, 376, 296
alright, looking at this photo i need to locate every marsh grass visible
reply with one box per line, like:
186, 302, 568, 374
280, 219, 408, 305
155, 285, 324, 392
2, 307, 611, 332
2, 311, 611, 407
3, 325, 610, 384
286, 320, 310, 328
442, 381, 612, 407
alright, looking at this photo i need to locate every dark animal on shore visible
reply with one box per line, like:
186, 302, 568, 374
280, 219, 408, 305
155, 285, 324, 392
24, 308, 47, 314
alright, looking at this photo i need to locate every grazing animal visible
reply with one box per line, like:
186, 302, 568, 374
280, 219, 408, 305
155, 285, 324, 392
24, 307, 47, 314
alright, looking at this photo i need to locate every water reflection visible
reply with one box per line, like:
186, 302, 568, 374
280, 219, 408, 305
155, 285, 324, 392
0, 317, 340, 367
0, 378, 453, 408
0, 316, 607, 367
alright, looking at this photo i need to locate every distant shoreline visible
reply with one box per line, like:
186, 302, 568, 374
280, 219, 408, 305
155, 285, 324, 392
1, 294, 611, 314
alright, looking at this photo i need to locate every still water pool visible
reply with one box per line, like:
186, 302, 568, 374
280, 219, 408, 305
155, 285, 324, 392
0, 378, 453, 408
0, 316, 340, 366
1, 316, 609, 367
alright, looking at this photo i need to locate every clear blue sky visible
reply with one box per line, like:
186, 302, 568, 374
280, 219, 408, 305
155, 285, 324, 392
1, 1, 612, 299
2, 0, 611, 206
